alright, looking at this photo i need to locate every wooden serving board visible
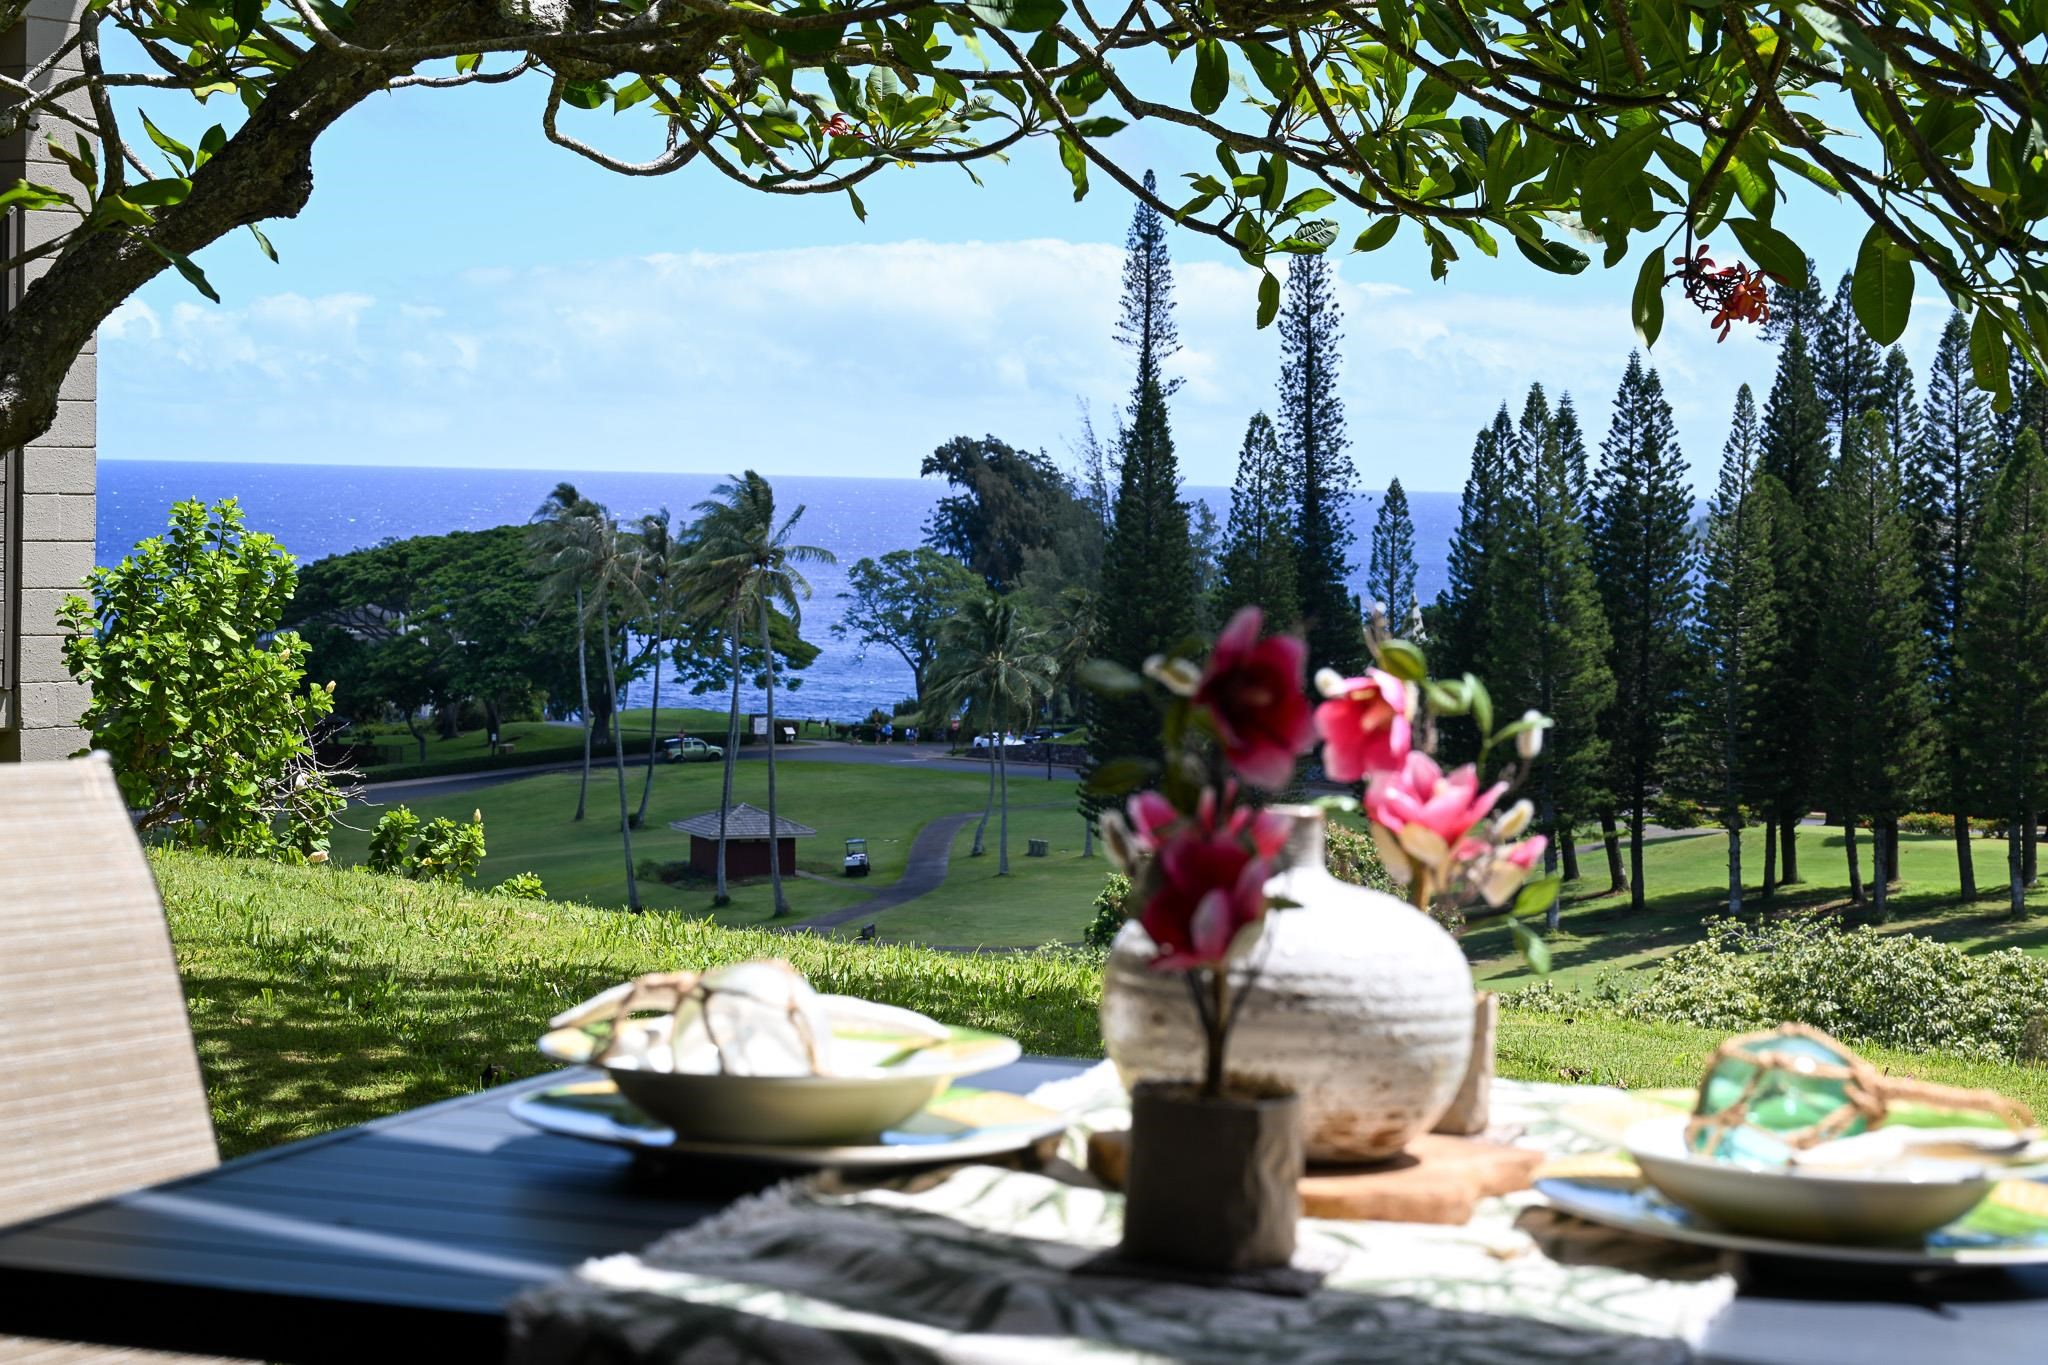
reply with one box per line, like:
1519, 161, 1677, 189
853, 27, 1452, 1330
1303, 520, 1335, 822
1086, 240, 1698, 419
1088, 1130, 1543, 1226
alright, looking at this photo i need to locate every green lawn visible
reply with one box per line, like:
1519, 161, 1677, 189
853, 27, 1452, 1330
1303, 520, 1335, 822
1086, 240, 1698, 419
1465, 823, 2048, 990
332, 759, 1004, 928
862, 794, 1104, 946
153, 849, 2048, 1159
153, 850, 1103, 1157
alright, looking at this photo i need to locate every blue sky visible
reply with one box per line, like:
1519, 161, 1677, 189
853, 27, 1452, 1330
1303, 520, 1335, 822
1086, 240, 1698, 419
99, 70, 1929, 495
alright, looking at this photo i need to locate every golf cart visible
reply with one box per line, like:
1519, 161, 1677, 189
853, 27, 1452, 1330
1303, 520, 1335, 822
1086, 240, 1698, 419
843, 838, 871, 878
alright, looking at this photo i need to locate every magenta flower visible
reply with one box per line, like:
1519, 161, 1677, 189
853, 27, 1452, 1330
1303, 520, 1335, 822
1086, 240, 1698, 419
1364, 751, 1508, 877
1312, 667, 1417, 782
1192, 607, 1315, 791
1141, 830, 1273, 971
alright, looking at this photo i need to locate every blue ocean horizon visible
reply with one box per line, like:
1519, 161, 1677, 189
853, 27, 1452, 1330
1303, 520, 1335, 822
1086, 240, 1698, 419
98, 460, 1460, 720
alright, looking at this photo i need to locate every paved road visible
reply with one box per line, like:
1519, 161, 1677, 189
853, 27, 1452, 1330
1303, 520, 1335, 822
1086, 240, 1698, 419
361, 741, 1057, 803
782, 810, 982, 932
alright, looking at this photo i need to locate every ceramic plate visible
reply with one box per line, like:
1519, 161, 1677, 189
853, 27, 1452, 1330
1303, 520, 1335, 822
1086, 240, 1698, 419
539, 997, 1022, 1145
1538, 1173, 2048, 1268
512, 1077, 1068, 1169
1623, 1117, 2001, 1241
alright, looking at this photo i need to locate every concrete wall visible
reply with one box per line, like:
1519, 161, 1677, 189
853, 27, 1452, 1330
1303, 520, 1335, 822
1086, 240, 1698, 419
0, 0, 95, 762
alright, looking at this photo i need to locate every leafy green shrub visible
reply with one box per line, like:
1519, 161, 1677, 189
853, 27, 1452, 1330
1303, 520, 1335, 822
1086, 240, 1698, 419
1507, 918, 2048, 1063
1325, 821, 1397, 894
1898, 811, 1958, 836
60, 498, 348, 860
1084, 872, 1131, 948
367, 805, 486, 882
497, 871, 548, 900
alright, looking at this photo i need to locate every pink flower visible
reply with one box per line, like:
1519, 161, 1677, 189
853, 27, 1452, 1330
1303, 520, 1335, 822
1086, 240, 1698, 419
1313, 667, 1417, 782
1193, 607, 1315, 791
1140, 830, 1273, 971
1480, 835, 1549, 907
1364, 752, 1508, 874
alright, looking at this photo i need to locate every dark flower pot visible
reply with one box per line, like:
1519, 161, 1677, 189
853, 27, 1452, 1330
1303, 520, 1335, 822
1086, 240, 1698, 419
1120, 1081, 1301, 1272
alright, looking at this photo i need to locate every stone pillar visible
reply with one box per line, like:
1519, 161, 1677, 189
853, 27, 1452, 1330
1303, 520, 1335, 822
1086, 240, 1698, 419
0, 0, 96, 763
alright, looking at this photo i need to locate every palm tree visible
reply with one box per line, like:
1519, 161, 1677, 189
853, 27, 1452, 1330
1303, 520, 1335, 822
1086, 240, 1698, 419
632, 509, 685, 829
529, 483, 599, 821
1043, 585, 1101, 853
541, 507, 649, 911
928, 595, 1055, 875
686, 472, 835, 915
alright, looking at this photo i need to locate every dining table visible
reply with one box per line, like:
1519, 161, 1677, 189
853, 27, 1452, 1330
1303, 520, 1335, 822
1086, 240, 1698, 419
2, 1056, 2047, 1364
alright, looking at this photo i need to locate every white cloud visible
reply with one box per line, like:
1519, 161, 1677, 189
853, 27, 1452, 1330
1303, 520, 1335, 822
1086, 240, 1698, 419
101, 239, 1876, 493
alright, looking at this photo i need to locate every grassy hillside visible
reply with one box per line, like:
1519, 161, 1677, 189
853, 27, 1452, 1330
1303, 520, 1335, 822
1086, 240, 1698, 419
155, 851, 2048, 1159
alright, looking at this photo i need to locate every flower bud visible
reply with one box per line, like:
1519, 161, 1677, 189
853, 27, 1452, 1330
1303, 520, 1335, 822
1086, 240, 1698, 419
473, 809, 483, 825
1495, 799, 1534, 840
1142, 653, 1202, 697
1516, 710, 1549, 760
307, 850, 329, 864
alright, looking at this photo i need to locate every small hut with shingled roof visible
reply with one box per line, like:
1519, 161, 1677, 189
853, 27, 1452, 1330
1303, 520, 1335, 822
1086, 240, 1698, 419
669, 803, 817, 879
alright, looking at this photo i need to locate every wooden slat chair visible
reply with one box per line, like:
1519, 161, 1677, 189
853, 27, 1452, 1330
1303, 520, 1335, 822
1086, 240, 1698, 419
0, 756, 234, 1363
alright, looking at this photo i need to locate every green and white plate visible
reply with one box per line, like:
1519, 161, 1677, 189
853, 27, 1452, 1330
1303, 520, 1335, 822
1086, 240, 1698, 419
513, 1078, 1069, 1169
1538, 1173, 2048, 1268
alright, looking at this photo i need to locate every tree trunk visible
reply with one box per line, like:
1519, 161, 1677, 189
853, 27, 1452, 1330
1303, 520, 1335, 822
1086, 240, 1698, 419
573, 585, 591, 822
637, 630, 662, 828
1955, 811, 1977, 901
405, 712, 428, 764
1082, 818, 1095, 857
715, 612, 742, 907
1761, 815, 1778, 900
1872, 817, 1890, 919
2012, 801, 2027, 917
1780, 812, 1800, 883
760, 598, 788, 917
1883, 818, 1901, 886
1559, 818, 1582, 884
1628, 802, 1647, 914
1844, 817, 1863, 905
2026, 807, 2039, 887
600, 615, 640, 912
997, 717, 1011, 876
1727, 823, 1743, 916
1599, 810, 1628, 897
484, 698, 502, 756
973, 701, 995, 857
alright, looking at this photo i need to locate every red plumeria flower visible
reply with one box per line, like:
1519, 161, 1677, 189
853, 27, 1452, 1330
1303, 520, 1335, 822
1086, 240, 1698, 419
1140, 827, 1274, 971
1192, 607, 1315, 791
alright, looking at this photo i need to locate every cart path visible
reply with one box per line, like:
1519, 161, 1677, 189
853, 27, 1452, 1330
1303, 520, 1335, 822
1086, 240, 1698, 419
783, 809, 983, 931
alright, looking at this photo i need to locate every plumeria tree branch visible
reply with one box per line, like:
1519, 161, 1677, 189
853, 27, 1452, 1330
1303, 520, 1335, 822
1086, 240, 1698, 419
4, 0, 2048, 453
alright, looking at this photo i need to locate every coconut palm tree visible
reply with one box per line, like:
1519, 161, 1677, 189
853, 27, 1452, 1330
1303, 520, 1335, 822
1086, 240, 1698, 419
632, 508, 687, 829
686, 471, 834, 916
928, 595, 1055, 875
1042, 585, 1102, 853
529, 483, 600, 821
540, 507, 649, 911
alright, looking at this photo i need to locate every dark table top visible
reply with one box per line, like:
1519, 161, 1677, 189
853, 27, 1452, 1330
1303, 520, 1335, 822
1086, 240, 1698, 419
3, 1059, 2047, 1364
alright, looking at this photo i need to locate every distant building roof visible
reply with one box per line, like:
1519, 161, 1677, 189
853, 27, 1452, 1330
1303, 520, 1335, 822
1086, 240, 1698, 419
669, 803, 818, 841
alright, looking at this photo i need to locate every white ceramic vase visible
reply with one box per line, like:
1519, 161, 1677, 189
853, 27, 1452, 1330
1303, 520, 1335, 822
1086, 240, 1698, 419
1101, 806, 1477, 1162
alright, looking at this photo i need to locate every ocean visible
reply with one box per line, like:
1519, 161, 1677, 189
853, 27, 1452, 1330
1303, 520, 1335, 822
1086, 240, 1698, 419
97, 461, 1460, 720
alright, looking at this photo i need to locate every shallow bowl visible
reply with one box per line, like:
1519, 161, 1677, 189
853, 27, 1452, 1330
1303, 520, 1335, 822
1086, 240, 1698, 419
539, 996, 1020, 1145
1624, 1117, 1995, 1242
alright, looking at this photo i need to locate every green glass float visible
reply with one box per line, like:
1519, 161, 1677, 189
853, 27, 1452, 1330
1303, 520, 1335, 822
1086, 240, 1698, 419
1685, 1023, 2033, 1166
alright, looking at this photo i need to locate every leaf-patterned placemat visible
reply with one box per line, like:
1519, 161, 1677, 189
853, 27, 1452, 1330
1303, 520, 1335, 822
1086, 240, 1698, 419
507, 1070, 1734, 1364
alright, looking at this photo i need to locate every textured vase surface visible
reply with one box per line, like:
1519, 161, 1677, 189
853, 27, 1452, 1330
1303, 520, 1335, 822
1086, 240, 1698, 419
1101, 807, 1477, 1162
